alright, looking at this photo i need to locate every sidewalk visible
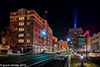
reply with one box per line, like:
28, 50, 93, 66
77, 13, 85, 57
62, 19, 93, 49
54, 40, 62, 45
88, 57, 100, 65
70, 54, 100, 67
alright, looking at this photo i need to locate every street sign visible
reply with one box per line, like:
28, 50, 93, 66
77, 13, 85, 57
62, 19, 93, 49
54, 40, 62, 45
78, 37, 87, 46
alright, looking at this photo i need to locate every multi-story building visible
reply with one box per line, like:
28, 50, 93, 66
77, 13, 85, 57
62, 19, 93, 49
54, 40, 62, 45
52, 36, 58, 52
91, 32, 100, 52
67, 28, 83, 50
42, 20, 53, 52
10, 8, 53, 53
58, 40, 68, 51
53, 36, 58, 43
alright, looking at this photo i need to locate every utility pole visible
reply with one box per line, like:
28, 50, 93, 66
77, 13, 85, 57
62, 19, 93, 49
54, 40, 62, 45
44, 10, 49, 52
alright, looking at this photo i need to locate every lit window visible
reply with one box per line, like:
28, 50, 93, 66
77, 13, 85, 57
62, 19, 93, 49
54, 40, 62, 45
19, 22, 24, 26
18, 34, 24, 37
19, 28, 24, 31
74, 32, 77, 34
27, 39, 30, 43
18, 39, 24, 43
14, 18, 16, 21
27, 16, 30, 20
27, 33, 30, 37
27, 22, 30, 25
19, 17, 24, 20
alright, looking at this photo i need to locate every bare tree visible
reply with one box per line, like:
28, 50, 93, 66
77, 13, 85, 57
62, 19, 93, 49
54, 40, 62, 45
1, 27, 18, 52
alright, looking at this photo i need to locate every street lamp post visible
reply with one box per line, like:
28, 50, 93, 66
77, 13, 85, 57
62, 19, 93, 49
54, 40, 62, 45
67, 38, 70, 49
67, 38, 70, 42
41, 30, 46, 52
80, 54, 84, 67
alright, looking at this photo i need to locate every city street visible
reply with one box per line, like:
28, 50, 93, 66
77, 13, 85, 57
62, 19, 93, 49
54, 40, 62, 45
0, 52, 70, 67
0, 0, 100, 67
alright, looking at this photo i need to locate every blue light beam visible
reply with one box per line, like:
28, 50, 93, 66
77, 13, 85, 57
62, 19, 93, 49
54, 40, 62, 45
73, 0, 78, 29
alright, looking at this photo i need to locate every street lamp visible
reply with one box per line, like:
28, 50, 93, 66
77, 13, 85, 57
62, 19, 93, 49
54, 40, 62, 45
67, 38, 71, 49
80, 55, 83, 59
74, 52, 76, 55
41, 30, 46, 36
67, 38, 70, 42
61, 39, 63, 41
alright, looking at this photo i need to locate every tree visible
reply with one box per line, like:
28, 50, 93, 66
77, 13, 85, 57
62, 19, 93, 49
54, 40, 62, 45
1, 27, 18, 52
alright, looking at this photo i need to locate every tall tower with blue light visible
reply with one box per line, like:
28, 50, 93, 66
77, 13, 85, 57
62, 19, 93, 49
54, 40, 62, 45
73, 0, 78, 29
74, 17, 77, 29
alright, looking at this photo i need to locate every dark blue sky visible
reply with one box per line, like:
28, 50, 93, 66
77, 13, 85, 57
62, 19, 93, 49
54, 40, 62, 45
0, 0, 99, 40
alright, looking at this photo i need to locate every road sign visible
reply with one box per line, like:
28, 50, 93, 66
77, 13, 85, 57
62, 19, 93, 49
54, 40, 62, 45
78, 37, 87, 46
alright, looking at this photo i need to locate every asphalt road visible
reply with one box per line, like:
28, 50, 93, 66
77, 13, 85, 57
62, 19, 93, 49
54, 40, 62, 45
0, 52, 69, 67
40, 56, 68, 67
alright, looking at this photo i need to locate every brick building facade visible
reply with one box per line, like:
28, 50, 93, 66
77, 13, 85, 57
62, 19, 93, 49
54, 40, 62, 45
10, 8, 53, 53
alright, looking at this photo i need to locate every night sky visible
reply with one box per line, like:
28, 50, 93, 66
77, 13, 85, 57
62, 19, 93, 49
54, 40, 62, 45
0, 0, 100, 40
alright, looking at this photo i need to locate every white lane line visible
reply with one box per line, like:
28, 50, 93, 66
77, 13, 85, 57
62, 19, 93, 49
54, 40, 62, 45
68, 55, 71, 67
27, 56, 57, 67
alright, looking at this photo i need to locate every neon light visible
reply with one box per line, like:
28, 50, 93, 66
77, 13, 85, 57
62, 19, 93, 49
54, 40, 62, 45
84, 30, 90, 37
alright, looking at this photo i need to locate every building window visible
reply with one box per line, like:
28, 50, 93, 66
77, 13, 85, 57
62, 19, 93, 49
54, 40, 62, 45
74, 32, 77, 34
13, 24, 17, 27
35, 24, 37, 27
39, 36, 41, 39
19, 28, 24, 31
39, 31, 40, 34
30, 16, 34, 18
27, 39, 30, 43
39, 41, 41, 43
19, 22, 24, 26
27, 22, 30, 25
27, 27, 30, 31
35, 29, 37, 32
18, 34, 24, 37
14, 28, 18, 30
27, 16, 30, 20
19, 17, 24, 20
27, 33, 30, 37
91, 36, 99, 41
39, 26, 41, 29
18, 39, 24, 43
